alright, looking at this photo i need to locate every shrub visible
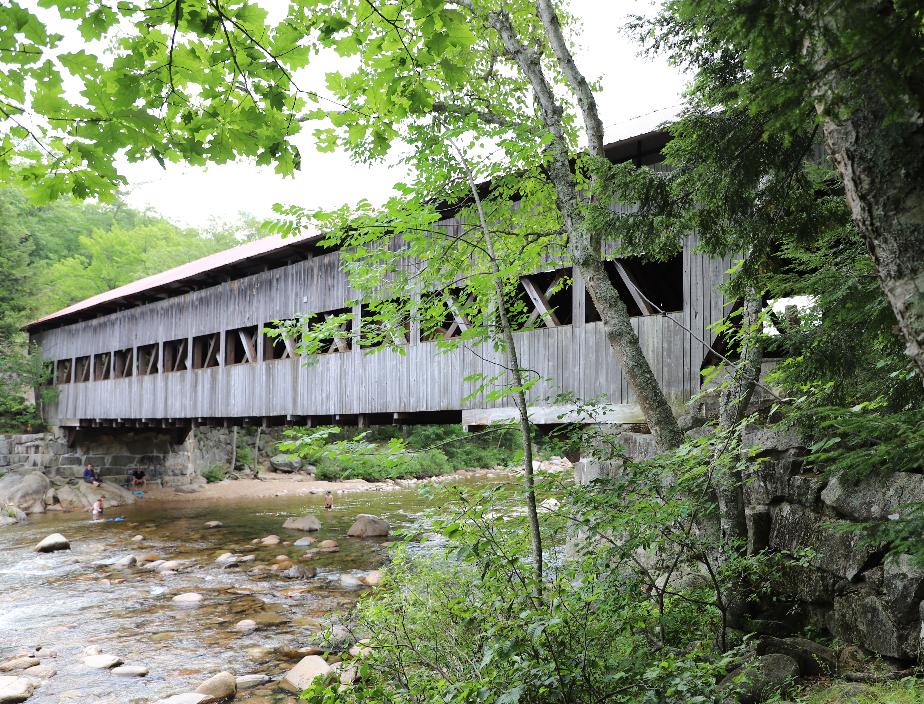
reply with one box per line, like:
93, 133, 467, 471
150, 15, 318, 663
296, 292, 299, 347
315, 447, 452, 481
301, 481, 733, 704
201, 464, 226, 483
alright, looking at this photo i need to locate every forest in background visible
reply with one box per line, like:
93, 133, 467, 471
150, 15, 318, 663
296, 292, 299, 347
0, 187, 255, 429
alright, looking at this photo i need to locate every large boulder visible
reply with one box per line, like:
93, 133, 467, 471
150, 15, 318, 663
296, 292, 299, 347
830, 586, 919, 660
195, 671, 237, 703
769, 503, 878, 580
720, 653, 799, 704
54, 480, 136, 512
347, 514, 389, 538
756, 636, 836, 676
35, 533, 69, 553
283, 515, 321, 532
0, 471, 50, 514
822, 473, 924, 521
0, 675, 35, 704
281, 655, 330, 692
0, 505, 27, 527
269, 454, 302, 473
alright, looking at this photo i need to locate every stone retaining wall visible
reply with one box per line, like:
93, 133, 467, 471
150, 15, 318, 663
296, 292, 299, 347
576, 424, 924, 664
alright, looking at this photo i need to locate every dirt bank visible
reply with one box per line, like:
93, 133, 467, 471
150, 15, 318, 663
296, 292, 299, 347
142, 469, 511, 504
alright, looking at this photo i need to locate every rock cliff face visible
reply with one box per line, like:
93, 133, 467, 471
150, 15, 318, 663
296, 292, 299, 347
576, 424, 924, 664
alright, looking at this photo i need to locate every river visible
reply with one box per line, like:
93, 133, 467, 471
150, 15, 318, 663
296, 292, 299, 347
0, 480, 483, 703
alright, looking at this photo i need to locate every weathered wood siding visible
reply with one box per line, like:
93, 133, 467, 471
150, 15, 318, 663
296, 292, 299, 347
33, 231, 729, 424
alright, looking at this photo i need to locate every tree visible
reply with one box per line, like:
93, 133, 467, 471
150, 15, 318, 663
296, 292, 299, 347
645, 0, 924, 378
1, 0, 684, 449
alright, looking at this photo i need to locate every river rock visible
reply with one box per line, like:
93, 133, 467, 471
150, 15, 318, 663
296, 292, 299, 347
131, 534, 144, 541
172, 592, 203, 605
35, 533, 69, 553
0, 659, 38, 673
347, 514, 389, 538
83, 654, 122, 669
137, 553, 161, 565
281, 656, 330, 692
233, 619, 257, 633
157, 560, 186, 573
259, 535, 280, 546
195, 671, 236, 703
152, 694, 211, 704
282, 565, 316, 580
113, 555, 137, 568
317, 540, 338, 549
270, 454, 302, 473
21, 665, 55, 679
143, 560, 166, 571
361, 570, 383, 587
54, 480, 136, 512
283, 515, 321, 532
204, 521, 223, 528
235, 674, 269, 689
0, 505, 27, 525
0, 471, 51, 514
339, 574, 364, 589
83, 645, 102, 656
340, 665, 358, 685
0, 675, 35, 703
720, 653, 799, 703
112, 665, 149, 677
293, 536, 315, 546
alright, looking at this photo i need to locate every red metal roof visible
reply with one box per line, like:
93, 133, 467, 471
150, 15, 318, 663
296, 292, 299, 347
26, 231, 318, 331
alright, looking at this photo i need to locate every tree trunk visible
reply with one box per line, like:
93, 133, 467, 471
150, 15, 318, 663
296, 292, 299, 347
819, 104, 924, 378
230, 426, 237, 473
253, 426, 261, 477
452, 140, 544, 592
484, 4, 683, 451
714, 291, 763, 630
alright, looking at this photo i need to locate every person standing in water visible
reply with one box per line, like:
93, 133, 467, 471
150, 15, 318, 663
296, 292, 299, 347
91, 497, 104, 520
324, 491, 334, 510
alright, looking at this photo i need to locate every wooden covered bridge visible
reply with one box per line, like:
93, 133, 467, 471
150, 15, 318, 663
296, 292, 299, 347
26, 130, 730, 432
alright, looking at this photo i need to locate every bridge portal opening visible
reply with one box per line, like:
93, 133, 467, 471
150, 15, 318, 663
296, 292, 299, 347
192, 333, 220, 369
263, 321, 299, 361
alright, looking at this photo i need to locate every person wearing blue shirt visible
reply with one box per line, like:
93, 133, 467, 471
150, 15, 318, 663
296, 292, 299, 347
83, 463, 101, 487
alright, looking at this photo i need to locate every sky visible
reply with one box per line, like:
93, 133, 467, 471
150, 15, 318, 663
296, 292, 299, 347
117, 1, 689, 230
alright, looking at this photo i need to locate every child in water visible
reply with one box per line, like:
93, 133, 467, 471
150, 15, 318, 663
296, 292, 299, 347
324, 491, 333, 510
91, 497, 104, 520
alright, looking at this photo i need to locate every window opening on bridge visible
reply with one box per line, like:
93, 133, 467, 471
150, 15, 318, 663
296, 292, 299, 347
112, 348, 133, 378
192, 333, 220, 369
301, 309, 353, 355
55, 359, 72, 384
74, 356, 90, 383
137, 343, 159, 375
585, 256, 683, 321
519, 268, 573, 328
420, 288, 474, 341
263, 320, 300, 360
225, 325, 258, 365
360, 300, 410, 349
163, 338, 189, 372
92, 352, 111, 381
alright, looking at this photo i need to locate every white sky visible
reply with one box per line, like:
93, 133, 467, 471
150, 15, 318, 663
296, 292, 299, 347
118, 1, 689, 230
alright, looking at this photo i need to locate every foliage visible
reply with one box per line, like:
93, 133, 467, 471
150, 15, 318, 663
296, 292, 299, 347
302, 478, 737, 704
0, 346, 55, 433
278, 425, 455, 481
365, 424, 522, 471
201, 464, 227, 483
801, 679, 924, 704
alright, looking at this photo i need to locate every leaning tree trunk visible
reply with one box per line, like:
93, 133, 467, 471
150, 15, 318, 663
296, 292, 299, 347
713, 291, 763, 631
819, 103, 924, 379
484, 4, 683, 451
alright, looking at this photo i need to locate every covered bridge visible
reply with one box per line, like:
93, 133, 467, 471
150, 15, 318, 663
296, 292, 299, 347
26, 130, 730, 432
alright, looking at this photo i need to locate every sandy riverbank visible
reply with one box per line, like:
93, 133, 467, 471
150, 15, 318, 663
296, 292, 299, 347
141, 469, 512, 504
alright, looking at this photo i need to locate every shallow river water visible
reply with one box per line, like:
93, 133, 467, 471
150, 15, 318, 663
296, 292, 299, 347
0, 481, 478, 704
